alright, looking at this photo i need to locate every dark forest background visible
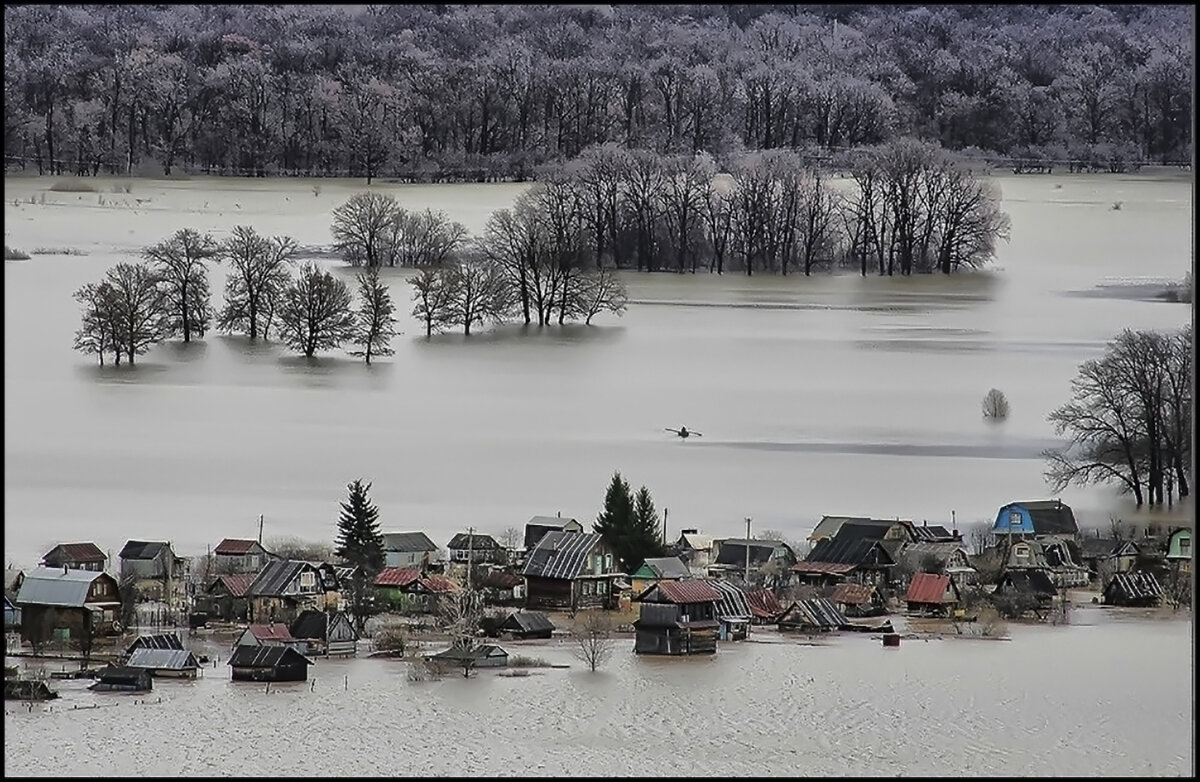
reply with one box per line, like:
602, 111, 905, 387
3, 4, 1192, 180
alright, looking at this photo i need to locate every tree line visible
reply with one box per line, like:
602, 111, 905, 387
1044, 325, 1192, 509
4, 5, 1190, 181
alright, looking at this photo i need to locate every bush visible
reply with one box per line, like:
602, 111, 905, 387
981, 388, 1010, 420
373, 621, 419, 657
4, 245, 31, 260
31, 247, 87, 256
507, 654, 551, 668
407, 658, 447, 682
48, 178, 97, 193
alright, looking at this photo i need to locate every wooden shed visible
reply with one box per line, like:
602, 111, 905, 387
498, 610, 555, 640
289, 610, 358, 656
228, 645, 314, 683
89, 666, 153, 693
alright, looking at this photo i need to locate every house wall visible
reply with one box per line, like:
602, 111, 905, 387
121, 551, 173, 580
525, 576, 572, 609
1167, 530, 1192, 560
43, 551, 106, 571
214, 551, 266, 574
385, 551, 434, 568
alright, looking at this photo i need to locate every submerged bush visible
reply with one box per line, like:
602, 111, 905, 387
4, 245, 31, 260
982, 388, 1010, 420
48, 178, 97, 193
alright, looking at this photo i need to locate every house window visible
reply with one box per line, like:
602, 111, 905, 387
1180, 538, 1191, 556
604, 554, 613, 571
1009, 511, 1022, 528
299, 571, 317, 592
1013, 544, 1030, 560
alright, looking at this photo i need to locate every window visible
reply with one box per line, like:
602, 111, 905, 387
1009, 511, 1022, 528
1180, 538, 1191, 556
604, 554, 613, 571
299, 571, 317, 592
1013, 544, 1030, 560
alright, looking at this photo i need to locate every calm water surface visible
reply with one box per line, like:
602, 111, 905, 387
2, 172, 1194, 775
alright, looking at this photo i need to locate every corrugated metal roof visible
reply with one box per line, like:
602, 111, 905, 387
419, 575, 460, 593
637, 578, 721, 605
374, 566, 421, 587
119, 540, 169, 560
244, 560, 336, 597
247, 623, 298, 643
779, 598, 848, 629
381, 532, 439, 553
524, 517, 581, 550
831, 582, 876, 605
211, 573, 257, 598
905, 572, 954, 604
792, 561, 856, 575
641, 557, 691, 579
744, 588, 783, 618
447, 533, 502, 550
214, 539, 260, 555
482, 571, 523, 590
804, 534, 894, 568
1104, 572, 1164, 602
522, 531, 604, 580
705, 579, 752, 620
715, 539, 787, 567
228, 645, 313, 668
43, 542, 106, 563
126, 634, 183, 654
15, 568, 113, 607
127, 648, 200, 670
502, 610, 555, 634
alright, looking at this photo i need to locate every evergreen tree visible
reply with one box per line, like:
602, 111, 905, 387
631, 485, 666, 568
594, 472, 665, 573
335, 478, 386, 633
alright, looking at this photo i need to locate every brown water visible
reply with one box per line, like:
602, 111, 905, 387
2, 607, 1192, 776
2, 171, 1194, 774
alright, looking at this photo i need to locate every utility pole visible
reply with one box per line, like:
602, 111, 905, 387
662, 508, 668, 545
257, 514, 264, 545
466, 526, 474, 591
744, 516, 752, 585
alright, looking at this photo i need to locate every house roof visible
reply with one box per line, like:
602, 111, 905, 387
15, 568, 114, 608
804, 535, 895, 569
374, 566, 422, 587
126, 648, 200, 671
905, 572, 954, 604
522, 531, 606, 580
792, 561, 856, 576
779, 597, 848, 629
704, 579, 753, 620
119, 541, 170, 560
245, 560, 335, 598
639, 557, 691, 580
214, 538, 261, 555
637, 578, 721, 604
744, 587, 783, 618
126, 634, 183, 654
289, 610, 328, 640
715, 539, 789, 566
676, 532, 714, 551
808, 516, 903, 541
481, 571, 523, 590
419, 575, 461, 593
998, 569, 1057, 597
43, 542, 106, 563
830, 582, 876, 605
228, 645, 313, 668
245, 623, 299, 643
1079, 538, 1137, 558
501, 610, 555, 634
209, 573, 257, 598
381, 532, 439, 553
524, 517, 581, 550
909, 524, 956, 542
447, 533, 502, 551
899, 541, 970, 570
1008, 500, 1079, 535
1103, 572, 1164, 601
430, 643, 508, 662
93, 666, 150, 684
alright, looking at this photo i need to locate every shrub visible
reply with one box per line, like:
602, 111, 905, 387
374, 622, 419, 657
982, 388, 1010, 420
31, 247, 87, 256
48, 179, 97, 193
407, 658, 447, 682
507, 654, 551, 668
4, 245, 31, 261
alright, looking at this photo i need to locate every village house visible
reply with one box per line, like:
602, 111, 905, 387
808, 516, 915, 544
629, 556, 691, 593
523, 515, 584, 552
373, 567, 461, 613
903, 521, 962, 542
446, 532, 507, 565
125, 633, 183, 656
126, 648, 201, 679
243, 560, 341, 624
776, 597, 848, 633
793, 521, 898, 589
40, 542, 107, 572
381, 532, 441, 569
1077, 537, 1141, 582
1002, 538, 1089, 588
633, 579, 720, 656
228, 645, 314, 682
744, 587, 785, 624
1165, 528, 1191, 576
668, 529, 716, 573
710, 538, 797, 586
992, 570, 1057, 618
289, 609, 358, 656
428, 643, 509, 672
16, 567, 123, 646
118, 540, 185, 603
827, 582, 887, 618
992, 499, 1079, 541
704, 578, 752, 641
904, 572, 962, 616
212, 538, 274, 575
522, 531, 622, 612
497, 610, 555, 640
1102, 572, 1165, 607
89, 666, 152, 693
896, 541, 978, 586
232, 622, 307, 652
478, 571, 525, 606
196, 573, 256, 623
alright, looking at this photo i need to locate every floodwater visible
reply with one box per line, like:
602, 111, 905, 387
1, 170, 1194, 774
2, 607, 1192, 776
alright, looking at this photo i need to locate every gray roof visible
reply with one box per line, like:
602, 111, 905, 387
501, 610, 555, 634
705, 579, 753, 620
779, 597, 848, 630
381, 532, 439, 553
228, 645, 314, 668
715, 539, 792, 566
447, 533, 502, 551
641, 557, 692, 579
119, 540, 171, 560
245, 560, 338, 598
126, 634, 184, 654
522, 531, 605, 580
15, 568, 114, 608
524, 517, 581, 550
126, 648, 200, 671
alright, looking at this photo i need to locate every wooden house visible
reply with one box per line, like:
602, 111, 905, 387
118, 541, 185, 602
1102, 572, 1164, 607
522, 531, 622, 612
808, 517, 916, 544
126, 648, 201, 678
428, 643, 509, 670
1003, 539, 1089, 587
744, 587, 784, 624
669, 529, 716, 572
5, 679, 58, 701
1165, 528, 1191, 576
629, 556, 691, 593
776, 597, 848, 632
896, 542, 977, 586
89, 666, 152, 692
711, 539, 797, 583
196, 573, 255, 622
289, 609, 358, 656
381, 532, 441, 569
828, 582, 886, 618
1078, 538, 1141, 581
244, 560, 341, 623
498, 610, 555, 640
16, 567, 123, 645
447, 533, 507, 565
232, 623, 306, 652
372, 567, 460, 613
992, 499, 1079, 541
523, 515, 584, 552
793, 521, 898, 588
212, 539, 274, 575
478, 571, 525, 605
228, 645, 314, 682
41, 542, 107, 572
904, 572, 961, 616
633, 579, 720, 656
992, 570, 1057, 618
705, 579, 752, 641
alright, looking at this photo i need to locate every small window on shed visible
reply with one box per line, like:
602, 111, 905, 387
1013, 544, 1030, 559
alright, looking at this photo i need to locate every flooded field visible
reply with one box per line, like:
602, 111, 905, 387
3, 606, 1192, 776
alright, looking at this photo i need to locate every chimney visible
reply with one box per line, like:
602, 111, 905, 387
556, 510, 561, 518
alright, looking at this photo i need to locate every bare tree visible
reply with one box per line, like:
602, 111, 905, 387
330, 192, 402, 267
410, 266, 460, 337
103, 262, 169, 365
265, 536, 334, 562
438, 587, 483, 678
570, 266, 628, 325
143, 227, 218, 343
449, 258, 515, 336
394, 208, 469, 267
571, 610, 615, 672
73, 281, 121, 365
275, 262, 357, 357
348, 267, 397, 364
217, 226, 296, 340
982, 388, 1010, 420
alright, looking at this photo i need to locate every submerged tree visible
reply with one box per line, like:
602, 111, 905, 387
571, 610, 615, 672
102, 262, 169, 366
982, 388, 1010, 420
334, 478, 386, 634
143, 227, 218, 343
348, 267, 397, 364
448, 258, 515, 336
72, 280, 121, 365
217, 225, 296, 340
330, 192, 402, 268
410, 266, 460, 337
275, 262, 357, 357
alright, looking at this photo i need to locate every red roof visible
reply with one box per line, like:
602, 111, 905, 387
374, 566, 421, 587
419, 575, 461, 593
643, 578, 721, 604
482, 571, 523, 590
792, 562, 856, 575
905, 572, 953, 604
831, 582, 875, 605
214, 538, 260, 555
216, 574, 256, 598
247, 623, 298, 643
744, 587, 783, 618
44, 542, 106, 563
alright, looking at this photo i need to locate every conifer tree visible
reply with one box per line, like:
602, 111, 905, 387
594, 472, 665, 573
335, 478, 386, 633
631, 485, 666, 567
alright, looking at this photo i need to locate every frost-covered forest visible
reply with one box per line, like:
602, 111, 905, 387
2, 4, 1192, 180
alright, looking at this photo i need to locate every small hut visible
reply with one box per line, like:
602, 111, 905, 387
904, 572, 961, 616
126, 648, 201, 679
4, 679, 58, 701
498, 610, 555, 640
89, 666, 152, 693
228, 645, 314, 682
1102, 572, 1164, 607
776, 598, 847, 633
288, 610, 358, 656
428, 643, 509, 669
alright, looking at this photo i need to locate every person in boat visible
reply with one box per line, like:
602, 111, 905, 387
665, 426, 702, 438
